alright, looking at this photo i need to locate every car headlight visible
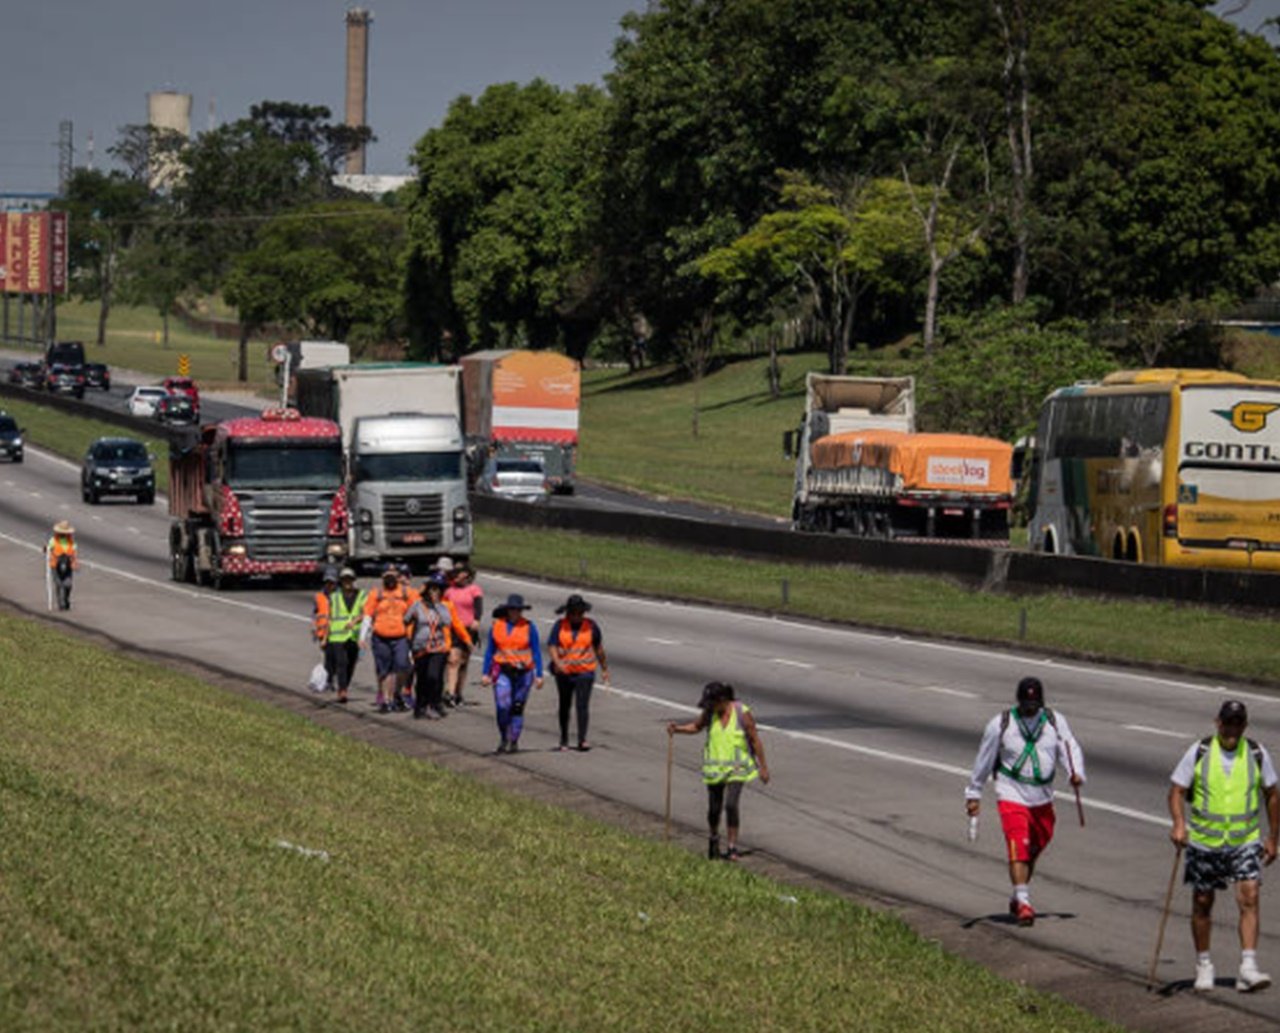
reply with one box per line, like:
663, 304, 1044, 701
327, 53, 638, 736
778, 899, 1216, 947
12, 437, 20, 447
358, 508, 373, 526
453, 506, 469, 523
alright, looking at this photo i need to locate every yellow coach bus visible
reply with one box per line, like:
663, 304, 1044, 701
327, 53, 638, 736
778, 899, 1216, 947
1027, 368, 1280, 570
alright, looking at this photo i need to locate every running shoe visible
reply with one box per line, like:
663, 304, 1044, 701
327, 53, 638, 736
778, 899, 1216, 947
1015, 902, 1035, 927
1237, 959, 1270, 993
1194, 959, 1216, 993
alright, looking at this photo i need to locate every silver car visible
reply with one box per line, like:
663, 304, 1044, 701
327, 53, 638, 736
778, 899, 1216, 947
477, 455, 549, 502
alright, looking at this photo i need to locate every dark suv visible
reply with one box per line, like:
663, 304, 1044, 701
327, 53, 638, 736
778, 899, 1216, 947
84, 362, 111, 391
0, 413, 24, 463
45, 363, 86, 398
154, 394, 198, 426
9, 362, 43, 388
82, 437, 155, 505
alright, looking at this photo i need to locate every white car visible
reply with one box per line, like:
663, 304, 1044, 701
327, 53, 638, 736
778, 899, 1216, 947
477, 455, 549, 502
127, 386, 168, 417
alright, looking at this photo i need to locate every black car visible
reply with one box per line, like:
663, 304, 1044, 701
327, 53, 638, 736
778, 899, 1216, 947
154, 394, 198, 426
45, 363, 86, 398
81, 437, 155, 505
9, 361, 43, 388
0, 413, 24, 463
84, 362, 111, 391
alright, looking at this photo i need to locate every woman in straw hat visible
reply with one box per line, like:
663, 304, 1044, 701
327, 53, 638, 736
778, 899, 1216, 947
46, 520, 78, 610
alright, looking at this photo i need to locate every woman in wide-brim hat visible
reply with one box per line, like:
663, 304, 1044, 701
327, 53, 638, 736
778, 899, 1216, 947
47, 520, 79, 611
52, 519, 75, 536
481, 593, 543, 752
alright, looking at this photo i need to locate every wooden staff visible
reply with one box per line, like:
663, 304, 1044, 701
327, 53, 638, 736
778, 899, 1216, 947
1148, 845, 1183, 990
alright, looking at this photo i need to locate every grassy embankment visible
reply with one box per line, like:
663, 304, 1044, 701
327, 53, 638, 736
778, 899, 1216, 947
0, 611, 1116, 1032
10, 299, 276, 390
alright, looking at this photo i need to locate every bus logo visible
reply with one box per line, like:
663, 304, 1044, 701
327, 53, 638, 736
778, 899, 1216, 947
1213, 401, 1280, 433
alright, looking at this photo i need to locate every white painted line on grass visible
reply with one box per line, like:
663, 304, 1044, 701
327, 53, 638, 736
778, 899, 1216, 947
1124, 724, 1189, 739
771, 658, 814, 670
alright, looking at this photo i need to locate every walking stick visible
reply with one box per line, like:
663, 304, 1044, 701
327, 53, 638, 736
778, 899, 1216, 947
1147, 845, 1183, 990
664, 731, 674, 842
44, 554, 52, 612
1065, 743, 1085, 827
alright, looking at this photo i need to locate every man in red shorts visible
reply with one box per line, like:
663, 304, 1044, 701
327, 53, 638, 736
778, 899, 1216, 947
964, 677, 1085, 926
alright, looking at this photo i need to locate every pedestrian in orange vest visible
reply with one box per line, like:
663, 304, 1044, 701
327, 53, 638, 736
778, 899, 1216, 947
405, 572, 472, 719
311, 566, 339, 692
481, 594, 543, 753
45, 520, 78, 611
359, 563, 415, 714
547, 594, 609, 751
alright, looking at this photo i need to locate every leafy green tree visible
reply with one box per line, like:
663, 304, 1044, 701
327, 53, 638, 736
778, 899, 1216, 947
118, 221, 188, 347
919, 303, 1115, 440
699, 174, 922, 373
403, 81, 608, 358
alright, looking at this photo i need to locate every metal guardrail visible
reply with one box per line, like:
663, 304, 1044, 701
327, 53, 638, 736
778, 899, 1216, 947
471, 494, 1280, 611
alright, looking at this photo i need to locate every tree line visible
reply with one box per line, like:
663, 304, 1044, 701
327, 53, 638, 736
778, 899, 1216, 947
56, 2, 1280, 438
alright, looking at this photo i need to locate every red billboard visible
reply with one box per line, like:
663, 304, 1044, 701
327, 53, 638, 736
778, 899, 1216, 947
0, 212, 69, 295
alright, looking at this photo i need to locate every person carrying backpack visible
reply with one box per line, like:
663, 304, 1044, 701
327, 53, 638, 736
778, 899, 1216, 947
45, 520, 78, 611
1168, 699, 1279, 994
964, 676, 1085, 926
668, 682, 770, 862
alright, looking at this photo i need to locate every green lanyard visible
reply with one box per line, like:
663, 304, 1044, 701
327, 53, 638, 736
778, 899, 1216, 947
997, 708, 1051, 785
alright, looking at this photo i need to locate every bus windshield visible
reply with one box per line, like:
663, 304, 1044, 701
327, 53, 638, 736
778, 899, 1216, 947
227, 443, 343, 490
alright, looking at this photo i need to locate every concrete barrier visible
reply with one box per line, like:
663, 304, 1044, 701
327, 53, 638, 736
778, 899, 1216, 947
0, 382, 175, 442
471, 494, 1280, 611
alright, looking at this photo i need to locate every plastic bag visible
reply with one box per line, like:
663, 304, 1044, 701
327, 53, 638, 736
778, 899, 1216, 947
308, 662, 329, 693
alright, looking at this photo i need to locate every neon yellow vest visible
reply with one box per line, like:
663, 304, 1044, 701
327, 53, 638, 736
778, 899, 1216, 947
703, 704, 758, 785
1188, 737, 1261, 851
326, 589, 367, 644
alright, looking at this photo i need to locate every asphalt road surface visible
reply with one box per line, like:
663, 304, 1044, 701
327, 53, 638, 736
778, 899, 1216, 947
3, 444, 1279, 1029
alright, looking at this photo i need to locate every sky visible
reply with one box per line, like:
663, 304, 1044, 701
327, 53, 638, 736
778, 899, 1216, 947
0, 0, 640, 195
0, 0, 1275, 198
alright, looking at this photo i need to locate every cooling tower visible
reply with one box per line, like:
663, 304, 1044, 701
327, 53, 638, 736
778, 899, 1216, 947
344, 8, 372, 174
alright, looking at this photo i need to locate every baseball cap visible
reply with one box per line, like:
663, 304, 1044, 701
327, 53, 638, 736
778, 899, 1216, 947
434, 556, 455, 573
1016, 676, 1044, 710
1219, 699, 1248, 723
339, 567, 357, 580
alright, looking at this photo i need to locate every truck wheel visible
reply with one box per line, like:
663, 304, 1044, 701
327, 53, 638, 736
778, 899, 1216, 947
170, 526, 193, 583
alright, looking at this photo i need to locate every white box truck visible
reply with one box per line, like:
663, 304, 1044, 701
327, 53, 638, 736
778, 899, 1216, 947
295, 363, 472, 567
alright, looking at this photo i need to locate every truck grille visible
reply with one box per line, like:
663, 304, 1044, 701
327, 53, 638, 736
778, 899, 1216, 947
239, 492, 332, 561
382, 494, 445, 547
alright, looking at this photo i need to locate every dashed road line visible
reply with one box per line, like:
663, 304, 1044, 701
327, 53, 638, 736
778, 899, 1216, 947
771, 658, 814, 670
919, 685, 978, 699
1124, 724, 1188, 739
646, 636, 681, 646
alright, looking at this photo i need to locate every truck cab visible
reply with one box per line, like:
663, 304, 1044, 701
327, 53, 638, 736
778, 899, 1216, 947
349, 413, 471, 566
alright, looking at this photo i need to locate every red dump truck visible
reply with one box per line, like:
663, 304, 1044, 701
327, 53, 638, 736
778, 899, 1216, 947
787, 374, 1013, 540
168, 408, 348, 588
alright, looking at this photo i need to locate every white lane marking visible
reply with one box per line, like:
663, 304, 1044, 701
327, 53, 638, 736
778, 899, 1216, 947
1124, 724, 1188, 739
491, 573, 1275, 704
0, 528, 308, 624
598, 680, 1164, 827
58, 503, 70, 510
771, 658, 814, 670
919, 685, 978, 699
28, 491, 41, 498
4, 479, 13, 486
127, 527, 140, 535
646, 636, 681, 646
91, 515, 103, 522
25, 445, 80, 473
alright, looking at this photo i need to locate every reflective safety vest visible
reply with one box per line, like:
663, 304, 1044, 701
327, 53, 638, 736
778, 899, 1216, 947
1188, 737, 1262, 851
411, 601, 458, 656
703, 703, 759, 785
366, 586, 413, 639
327, 589, 367, 644
995, 708, 1058, 786
47, 536, 77, 570
492, 619, 533, 669
312, 591, 330, 641
556, 620, 597, 674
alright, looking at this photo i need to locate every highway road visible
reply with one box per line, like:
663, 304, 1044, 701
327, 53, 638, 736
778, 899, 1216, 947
2, 443, 1279, 1029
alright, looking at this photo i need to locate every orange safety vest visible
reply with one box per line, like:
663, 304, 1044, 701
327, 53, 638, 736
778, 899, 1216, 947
364, 585, 413, 639
556, 620, 597, 674
47, 536, 77, 570
312, 591, 330, 641
492, 619, 533, 669
411, 600, 471, 658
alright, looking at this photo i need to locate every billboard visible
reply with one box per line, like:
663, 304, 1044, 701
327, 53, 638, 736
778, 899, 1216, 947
0, 212, 69, 295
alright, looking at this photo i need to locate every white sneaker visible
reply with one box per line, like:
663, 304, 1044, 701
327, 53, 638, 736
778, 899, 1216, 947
1194, 959, 1216, 993
1237, 959, 1271, 993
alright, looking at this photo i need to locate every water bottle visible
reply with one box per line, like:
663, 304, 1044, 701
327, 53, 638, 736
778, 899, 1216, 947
967, 815, 979, 842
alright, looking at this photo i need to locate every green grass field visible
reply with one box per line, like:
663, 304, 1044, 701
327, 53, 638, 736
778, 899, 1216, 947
0, 611, 1117, 1032
6, 299, 277, 390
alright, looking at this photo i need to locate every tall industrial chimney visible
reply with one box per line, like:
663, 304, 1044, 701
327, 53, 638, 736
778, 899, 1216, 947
344, 8, 372, 175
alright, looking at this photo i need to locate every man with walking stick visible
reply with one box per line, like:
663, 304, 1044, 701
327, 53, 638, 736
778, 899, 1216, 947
1168, 699, 1279, 993
964, 677, 1085, 927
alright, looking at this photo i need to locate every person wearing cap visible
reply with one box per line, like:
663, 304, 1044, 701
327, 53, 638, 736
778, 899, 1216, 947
359, 563, 416, 713
405, 573, 472, 719
964, 677, 1085, 926
481, 594, 543, 753
1168, 699, 1280, 993
45, 520, 78, 611
444, 562, 483, 707
668, 682, 769, 861
546, 594, 609, 751
311, 567, 339, 692
325, 567, 366, 704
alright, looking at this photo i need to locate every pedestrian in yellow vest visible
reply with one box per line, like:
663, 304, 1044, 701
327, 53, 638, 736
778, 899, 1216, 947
668, 682, 769, 861
326, 568, 367, 704
1168, 699, 1280, 993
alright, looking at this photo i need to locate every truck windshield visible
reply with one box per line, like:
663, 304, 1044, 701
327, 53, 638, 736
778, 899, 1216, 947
227, 444, 343, 490
354, 451, 464, 482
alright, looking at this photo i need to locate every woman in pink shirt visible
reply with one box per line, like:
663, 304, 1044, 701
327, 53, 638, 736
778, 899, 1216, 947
444, 562, 483, 706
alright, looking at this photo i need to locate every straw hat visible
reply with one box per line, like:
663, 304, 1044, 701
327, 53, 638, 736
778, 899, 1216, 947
53, 520, 74, 535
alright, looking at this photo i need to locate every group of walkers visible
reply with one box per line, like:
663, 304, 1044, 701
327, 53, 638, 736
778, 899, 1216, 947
965, 678, 1279, 994
309, 562, 611, 754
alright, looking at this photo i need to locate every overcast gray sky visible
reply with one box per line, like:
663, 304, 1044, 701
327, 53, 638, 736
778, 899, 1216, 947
0, 0, 1274, 197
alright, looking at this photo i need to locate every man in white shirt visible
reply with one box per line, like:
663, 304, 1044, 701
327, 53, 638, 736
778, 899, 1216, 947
1168, 699, 1279, 994
964, 677, 1085, 926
